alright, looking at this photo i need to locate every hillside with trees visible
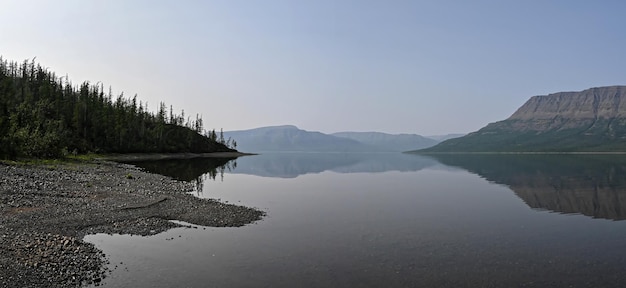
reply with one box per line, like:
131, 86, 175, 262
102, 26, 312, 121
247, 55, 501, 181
0, 57, 234, 159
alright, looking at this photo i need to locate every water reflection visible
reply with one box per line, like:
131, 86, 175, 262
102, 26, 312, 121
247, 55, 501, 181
229, 152, 440, 178
93, 153, 626, 287
426, 154, 626, 221
125, 157, 237, 193
124, 153, 626, 221
124, 153, 440, 193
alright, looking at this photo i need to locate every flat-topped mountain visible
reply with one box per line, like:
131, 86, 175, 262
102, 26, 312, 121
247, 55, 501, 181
332, 131, 438, 152
419, 86, 626, 152
508, 85, 626, 129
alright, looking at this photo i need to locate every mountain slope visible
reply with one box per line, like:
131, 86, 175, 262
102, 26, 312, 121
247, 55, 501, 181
223, 125, 379, 153
426, 134, 465, 142
419, 86, 626, 152
332, 131, 438, 152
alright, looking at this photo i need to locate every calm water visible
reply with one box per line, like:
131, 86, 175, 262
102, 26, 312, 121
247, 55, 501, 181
85, 153, 626, 287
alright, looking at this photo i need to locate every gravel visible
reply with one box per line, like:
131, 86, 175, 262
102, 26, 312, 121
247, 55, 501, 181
0, 160, 264, 288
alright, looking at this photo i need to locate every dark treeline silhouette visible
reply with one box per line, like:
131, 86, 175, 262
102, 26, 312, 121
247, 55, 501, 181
0, 57, 235, 158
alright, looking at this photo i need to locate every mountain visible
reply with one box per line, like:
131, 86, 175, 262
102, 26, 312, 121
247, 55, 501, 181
223, 125, 379, 153
419, 86, 626, 152
331, 132, 438, 152
425, 134, 466, 142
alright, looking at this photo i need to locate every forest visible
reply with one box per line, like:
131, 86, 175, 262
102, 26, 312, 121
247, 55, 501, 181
0, 57, 235, 159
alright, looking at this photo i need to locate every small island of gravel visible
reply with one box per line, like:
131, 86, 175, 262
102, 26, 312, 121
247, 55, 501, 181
0, 160, 264, 288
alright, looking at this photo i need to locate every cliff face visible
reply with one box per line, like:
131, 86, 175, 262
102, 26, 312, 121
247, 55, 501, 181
510, 86, 626, 121
501, 86, 626, 131
419, 85, 626, 152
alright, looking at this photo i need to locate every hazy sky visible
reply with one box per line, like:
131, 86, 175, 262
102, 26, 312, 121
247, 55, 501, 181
2, 1, 625, 135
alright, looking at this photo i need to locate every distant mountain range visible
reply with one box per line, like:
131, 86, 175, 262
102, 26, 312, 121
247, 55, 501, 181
418, 86, 626, 152
224, 125, 446, 153
224, 125, 373, 152
331, 131, 438, 152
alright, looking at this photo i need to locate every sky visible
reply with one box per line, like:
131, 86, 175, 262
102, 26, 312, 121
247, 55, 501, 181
1, 0, 626, 135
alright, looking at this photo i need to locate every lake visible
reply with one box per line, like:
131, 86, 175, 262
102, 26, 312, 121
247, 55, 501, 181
85, 153, 626, 287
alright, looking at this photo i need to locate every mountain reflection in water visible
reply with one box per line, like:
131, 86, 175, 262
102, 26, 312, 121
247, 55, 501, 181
125, 152, 441, 181
230, 152, 441, 178
95, 152, 626, 287
426, 154, 626, 221
126, 153, 626, 221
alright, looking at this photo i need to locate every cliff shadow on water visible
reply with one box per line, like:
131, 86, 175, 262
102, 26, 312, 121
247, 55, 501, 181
427, 154, 626, 221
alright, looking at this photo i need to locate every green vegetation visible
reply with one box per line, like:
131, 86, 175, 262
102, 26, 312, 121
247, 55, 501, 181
415, 119, 626, 153
0, 57, 235, 159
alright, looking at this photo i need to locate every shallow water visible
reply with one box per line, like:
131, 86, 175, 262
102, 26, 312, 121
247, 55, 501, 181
86, 153, 626, 287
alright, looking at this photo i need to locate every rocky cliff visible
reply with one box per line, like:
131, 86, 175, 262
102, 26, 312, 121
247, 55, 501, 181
503, 86, 626, 131
418, 86, 626, 152
510, 86, 626, 120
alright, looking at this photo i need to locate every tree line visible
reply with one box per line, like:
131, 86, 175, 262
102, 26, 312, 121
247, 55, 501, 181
0, 57, 235, 159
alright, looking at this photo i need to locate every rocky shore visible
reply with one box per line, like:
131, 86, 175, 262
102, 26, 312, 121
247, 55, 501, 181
0, 160, 264, 288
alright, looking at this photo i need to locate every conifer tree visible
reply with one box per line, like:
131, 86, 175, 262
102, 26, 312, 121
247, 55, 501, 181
0, 57, 236, 159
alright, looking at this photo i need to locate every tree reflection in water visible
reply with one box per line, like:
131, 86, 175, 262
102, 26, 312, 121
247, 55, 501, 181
123, 157, 238, 196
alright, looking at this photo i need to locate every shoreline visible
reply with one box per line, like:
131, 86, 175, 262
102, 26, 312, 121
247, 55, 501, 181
0, 160, 264, 287
99, 151, 257, 162
407, 151, 626, 155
